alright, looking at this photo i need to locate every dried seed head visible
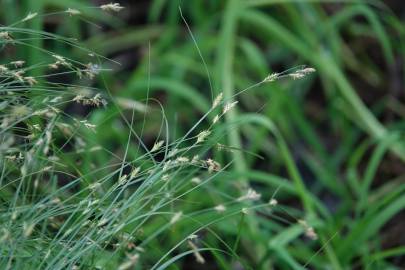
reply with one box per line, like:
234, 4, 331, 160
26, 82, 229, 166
0, 65, 8, 72
298, 219, 318, 240
130, 167, 140, 178
223, 101, 238, 114
66, 8, 81, 16
0, 31, 12, 41
80, 120, 96, 132
196, 130, 211, 144
191, 155, 199, 164
214, 204, 226, 212
263, 72, 279, 82
84, 63, 100, 79
118, 253, 139, 270
289, 72, 305, 80
305, 227, 318, 240
0, 229, 10, 243
206, 158, 221, 173
188, 240, 205, 264
191, 177, 201, 184
151, 140, 164, 152
289, 67, 316, 80
100, 3, 124, 12
22, 12, 37, 22
212, 114, 220, 124
170, 211, 182, 224
176, 156, 189, 163
216, 143, 227, 152
118, 174, 128, 185
97, 218, 108, 227
162, 160, 173, 171
13, 71, 25, 82
300, 67, 316, 74
23, 222, 35, 237
168, 148, 178, 158
11, 60, 25, 68
25, 76, 37, 86
50, 96, 62, 103
269, 198, 278, 206
212, 92, 223, 109
48, 62, 59, 69
52, 55, 70, 67
237, 188, 261, 201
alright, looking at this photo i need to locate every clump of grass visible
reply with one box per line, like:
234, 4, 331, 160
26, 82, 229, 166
0, 5, 322, 270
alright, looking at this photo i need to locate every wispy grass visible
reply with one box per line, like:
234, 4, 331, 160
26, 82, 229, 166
1, 1, 404, 269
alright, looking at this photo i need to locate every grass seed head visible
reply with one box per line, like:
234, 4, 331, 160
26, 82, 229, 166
237, 188, 261, 201
22, 12, 37, 22
269, 198, 278, 206
100, 3, 124, 12
25, 76, 37, 86
213, 114, 220, 124
197, 130, 211, 144
118, 253, 139, 270
212, 92, 223, 109
0, 31, 12, 41
151, 140, 164, 152
263, 72, 279, 82
170, 211, 182, 224
130, 167, 140, 178
214, 204, 226, 212
11, 60, 25, 68
188, 240, 205, 264
66, 8, 81, 16
206, 158, 221, 173
223, 101, 238, 114
191, 177, 201, 184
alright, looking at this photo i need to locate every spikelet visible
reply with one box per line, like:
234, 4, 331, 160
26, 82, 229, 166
214, 204, 226, 212
212, 114, 220, 124
269, 198, 278, 206
22, 12, 37, 22
0, 65, 8, 72
212, 92, 223, 109
11, 60, 25, 68
118, 253, 139, 270
23, 222, 35, 237
263, 72, 279, 82
289, 67, 316, 80
176, 156, 189, 164
0, 31, 12, 41
151, 140, 164, 152
237, 188, 261, 201
196, 130, 211, 144
298, 219, 318, 240
223, 101, 238, 114
170, 212, 182, 224
80, 120, 96, 132
130, 167, 140, 178
206, 158, 221, 173
25, 76, 37, 86
118, 174, 128, 185
100, 3, 124, 12
66, 8, 81, 16
188, 240, 205, 264
191, 177, 201, 184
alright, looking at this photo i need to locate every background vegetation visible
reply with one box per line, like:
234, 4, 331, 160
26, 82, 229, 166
1, 0, 404, 269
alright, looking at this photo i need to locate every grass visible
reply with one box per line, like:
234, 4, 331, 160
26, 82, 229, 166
1, 0, 405, 269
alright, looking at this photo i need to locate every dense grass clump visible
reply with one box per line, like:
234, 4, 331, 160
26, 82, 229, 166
1, 1, 405, 269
